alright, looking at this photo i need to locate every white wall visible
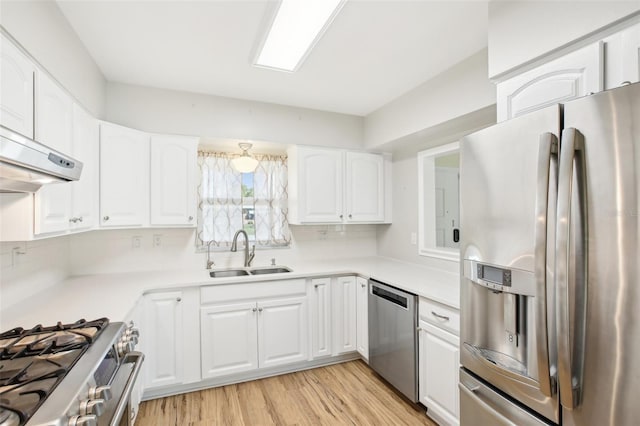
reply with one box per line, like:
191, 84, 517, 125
68, 226, 378, 275
376, 152, 458, 274
0, 0, 107, 117
488, 1, 640, 78
364, 49, 495, 149
105, 82, 364, 149
0, 238, 70, 325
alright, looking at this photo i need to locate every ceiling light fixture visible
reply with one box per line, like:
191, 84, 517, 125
254, 0, 345, 72
231, 143, 259, 173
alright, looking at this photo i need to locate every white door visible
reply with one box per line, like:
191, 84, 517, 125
200, 302, 258, 379
99, 122, 149, 227
70, 104, 98, 231
435, 167, 460, 249
297, 147, 343, 223
0, 34, 34, 138
496, 43, 603, 122
258, 297, 308, 368
144, 291, 184, 389
604, 23, 640, 90
345, 152, 384, 222
309, 278, 332, 358
332, 276, 357, 355
34, 72, 73, 235
419, 321, 460, 426
150, 135, 198, 226
356, 276, 369, 360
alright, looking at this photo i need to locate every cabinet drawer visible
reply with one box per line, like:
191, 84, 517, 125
419, 298, 460, 336
201, 279, 306, 304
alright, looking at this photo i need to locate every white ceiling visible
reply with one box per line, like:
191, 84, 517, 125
57, 1, 488, 116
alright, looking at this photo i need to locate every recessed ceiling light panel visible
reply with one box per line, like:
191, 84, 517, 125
254, 0, 345, 72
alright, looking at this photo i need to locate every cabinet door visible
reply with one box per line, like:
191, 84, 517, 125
200, 302, 258, 379
144, 291, 184, 389
297, 147, 343, 223
150, 135, 198, 226
258, 297, 308, 369
99, 122, 149, 227
345, 152, 384, 222
70, 104, 98, 231
309, 278, 332, 358
34, 73, 73, 235
0, 34, 34, 138
332, 276, 357, 355
419, 321, 460, 426
604, 23, 640, 90
496, 43, 603, 122
356, 276, 369, 360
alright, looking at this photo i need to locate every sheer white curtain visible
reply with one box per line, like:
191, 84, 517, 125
196, 151, 290, 249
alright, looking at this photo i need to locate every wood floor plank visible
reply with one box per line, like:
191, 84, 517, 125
136, 360, 437, 426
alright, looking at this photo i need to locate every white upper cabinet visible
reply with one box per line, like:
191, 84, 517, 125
0, 34, 34, 138
34, 73, 74, 235
69, 104, 98, 231
345, 152, 384, 222
100, 122, 150, 227
150, 135, 198, 226
496, 43, 603, 122
603, 22, 640, 90
289, 146, 344, 224
288, 146, 390, 224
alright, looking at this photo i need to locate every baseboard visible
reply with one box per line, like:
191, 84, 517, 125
142, 352, 362, 401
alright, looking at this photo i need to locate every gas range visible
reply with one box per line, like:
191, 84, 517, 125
0, 319, 143, 426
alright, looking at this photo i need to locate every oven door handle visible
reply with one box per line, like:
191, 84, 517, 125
110, 351, 144, 426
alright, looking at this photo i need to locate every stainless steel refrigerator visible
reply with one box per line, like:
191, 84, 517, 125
459, 82, 640, 425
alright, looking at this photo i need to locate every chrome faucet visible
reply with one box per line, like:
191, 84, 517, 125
206, 240, 215, 269
231, 229, 255, 267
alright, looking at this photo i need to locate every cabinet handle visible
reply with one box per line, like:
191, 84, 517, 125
103, 216, 110, 221
258, 307, 263, 312
69, 217, 77, 223
431, 311, 450, 321
361, 283, 366, 288
252, 307, 257, 312
349, 214, 352, 219
78, 216, 83, 222
188, 216, 193, 221
621, 81, 632, 86
314, 284, 319, 289
176, 297, 182, 302
339, 215, 343, 219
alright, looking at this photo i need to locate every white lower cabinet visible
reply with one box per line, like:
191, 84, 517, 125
356, 276, 369, 360
200, 291, 308, 379
309, 278, 332, 358
143, 289, 200, 391
332, 276, 357, 355
419, 320, 460, 426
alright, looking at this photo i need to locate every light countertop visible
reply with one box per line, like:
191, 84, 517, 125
1, 256, 460, 330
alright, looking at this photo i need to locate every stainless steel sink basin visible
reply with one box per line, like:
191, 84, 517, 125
209, 269, 251, 278
249, 267, 292, 275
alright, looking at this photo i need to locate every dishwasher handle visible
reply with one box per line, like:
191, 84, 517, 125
371, 284, 408, 309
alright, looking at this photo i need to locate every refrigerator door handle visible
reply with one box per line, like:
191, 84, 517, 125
534, 132, 557, 398
555, 127, 588, 410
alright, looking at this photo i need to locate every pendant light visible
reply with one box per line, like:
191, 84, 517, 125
231, 142, 259, 173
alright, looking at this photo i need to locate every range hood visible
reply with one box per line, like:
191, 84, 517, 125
0, 125, 83, 193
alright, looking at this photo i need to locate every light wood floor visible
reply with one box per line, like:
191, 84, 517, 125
136, 360, 437, 426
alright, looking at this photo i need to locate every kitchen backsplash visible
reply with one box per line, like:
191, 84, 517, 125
68, 225, 378, 275
0, 237, 70, 314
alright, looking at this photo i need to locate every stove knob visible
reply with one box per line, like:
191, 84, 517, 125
68, 414, 97, 426
117, 340, 135, 356
126, 327, 140, 338
80, 398, 105, 416
89, 385, 112, 401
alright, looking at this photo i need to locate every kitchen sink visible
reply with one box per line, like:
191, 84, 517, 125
209, 269, 251, 278
249, 267, 292, 275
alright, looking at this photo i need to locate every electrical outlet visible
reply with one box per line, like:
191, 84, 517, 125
132, 236, 142, 249
153, 235, 162, 247
410, 232, 417, 245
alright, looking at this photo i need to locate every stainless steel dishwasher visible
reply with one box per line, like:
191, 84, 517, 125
368, 278, 418, 402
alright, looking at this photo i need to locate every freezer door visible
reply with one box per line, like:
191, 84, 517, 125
459, 105, 560, 423
459, 369, 553, 426
558, 82, 640, 425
